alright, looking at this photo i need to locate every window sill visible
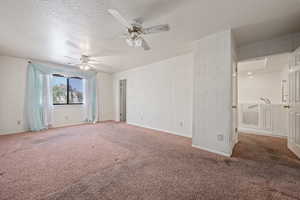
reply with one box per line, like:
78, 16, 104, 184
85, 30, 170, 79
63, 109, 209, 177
53, 104, 84, 106
52, 104, 85, 110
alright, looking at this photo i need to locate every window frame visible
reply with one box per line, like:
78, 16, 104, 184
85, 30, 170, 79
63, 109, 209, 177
52, 74, 84, 105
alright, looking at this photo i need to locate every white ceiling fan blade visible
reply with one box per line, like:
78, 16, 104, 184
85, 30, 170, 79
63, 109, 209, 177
87, 64, 97, 68
132, 17, 144, 25
141, 38, 151, 51
88, 60, 102, 64
120, 33, 129, 38
68, 63, 81, 66
88, 58, 106, 64
65, 56, 79, 60
88, 57, 105, 61
66, 40, 81, 50
108, 9, 132, 29
143, 24, 170, 34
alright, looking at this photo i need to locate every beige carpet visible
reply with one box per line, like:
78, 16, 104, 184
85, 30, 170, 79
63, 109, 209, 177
0, 122, 300, 200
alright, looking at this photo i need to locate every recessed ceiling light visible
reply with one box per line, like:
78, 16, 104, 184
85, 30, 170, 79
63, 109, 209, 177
249, 76, 254, 79
247, 72, 253, 76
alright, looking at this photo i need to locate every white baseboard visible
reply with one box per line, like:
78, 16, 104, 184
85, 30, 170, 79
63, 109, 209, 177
0, 128, 28, 136
51, 121, 86, 128
0, 121, 87, 136
288, 142, 300, 158
238, 128, 287, 138
127, 122, 192, 138
192, 144, 232, 157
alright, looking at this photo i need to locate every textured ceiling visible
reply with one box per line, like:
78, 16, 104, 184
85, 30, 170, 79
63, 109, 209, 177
0, 0, 300, 72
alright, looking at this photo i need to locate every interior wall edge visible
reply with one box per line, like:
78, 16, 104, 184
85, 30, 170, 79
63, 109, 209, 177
192, 29, 235, 156
288, 142, 300, 159
192, 144, 232, 157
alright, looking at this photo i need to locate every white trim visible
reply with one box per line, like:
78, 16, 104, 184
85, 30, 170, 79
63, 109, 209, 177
0, 122, 87, 136
238, 128, 287, 138
0, 128, 28, 136
127, 122, 192, 138
51, 121, 86, 128
192, 144, 232, 157
288, 142, 300, 158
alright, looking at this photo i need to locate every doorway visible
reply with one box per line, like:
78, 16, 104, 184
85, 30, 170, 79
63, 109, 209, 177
235, 51, 300, 159
119, 79, 127, 122
237, 53, 289, 137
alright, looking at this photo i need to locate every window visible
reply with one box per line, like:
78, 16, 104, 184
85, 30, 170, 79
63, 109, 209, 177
52, 74, 84, 105
52, 74, 67, 104
68, 77, 84, 104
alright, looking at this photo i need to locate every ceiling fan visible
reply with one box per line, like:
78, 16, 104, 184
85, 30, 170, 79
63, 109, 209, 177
66, 55, 103, 70
108, 9, 170, 51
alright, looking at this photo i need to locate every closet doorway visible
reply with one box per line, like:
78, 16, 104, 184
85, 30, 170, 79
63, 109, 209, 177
120, 79, 127, 122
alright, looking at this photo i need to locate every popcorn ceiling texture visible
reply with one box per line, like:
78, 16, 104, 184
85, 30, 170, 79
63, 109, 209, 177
36, 0, 109, 23
0, 122, 300, 200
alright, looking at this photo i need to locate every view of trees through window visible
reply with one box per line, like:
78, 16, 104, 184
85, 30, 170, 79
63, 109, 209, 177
68, 77, 83, 103
52, 74, 84, 105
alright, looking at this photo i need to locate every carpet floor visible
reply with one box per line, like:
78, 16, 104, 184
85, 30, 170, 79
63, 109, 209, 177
0, 122, 300, 200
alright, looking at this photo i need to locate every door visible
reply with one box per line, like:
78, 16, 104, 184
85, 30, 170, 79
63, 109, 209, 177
119, 79, 127, 122
232, 61, 238, 145
288, 48, 300, 158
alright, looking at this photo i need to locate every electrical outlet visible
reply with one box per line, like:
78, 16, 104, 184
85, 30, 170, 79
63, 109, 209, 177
217, 134, 224, 141
65, 116, 69, 120
17, 120, 21, 125
179, 121, 184, 127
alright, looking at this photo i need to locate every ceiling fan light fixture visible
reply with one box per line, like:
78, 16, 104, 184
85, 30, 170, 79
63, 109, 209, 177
79, 63, 90, 71
108, 9, 170, 51
126, 38, 134, 47
134, 37, 143, 47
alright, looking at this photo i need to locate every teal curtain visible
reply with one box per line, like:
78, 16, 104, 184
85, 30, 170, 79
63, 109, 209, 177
26, 63, 98, 131
26, 64, 46, 131
86, 75, 98, 123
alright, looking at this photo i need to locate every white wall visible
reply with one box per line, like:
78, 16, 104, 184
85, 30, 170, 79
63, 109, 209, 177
113, 53, 194, 138
0, 56, 28, 134
51, 105, 86, 128
98, 72, 114, 121
238, 72, 283, 104
192, 30, 235, 156
0, 56, 113, 135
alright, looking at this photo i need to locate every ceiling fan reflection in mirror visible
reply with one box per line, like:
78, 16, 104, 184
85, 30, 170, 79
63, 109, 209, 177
108, 9, 170, 51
